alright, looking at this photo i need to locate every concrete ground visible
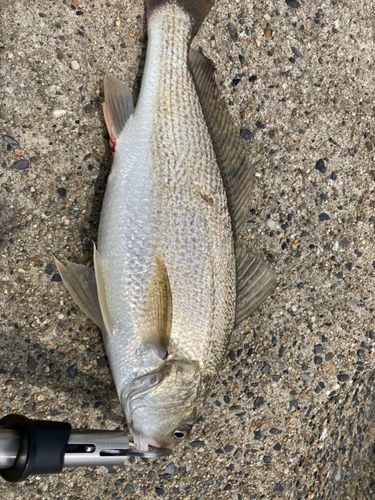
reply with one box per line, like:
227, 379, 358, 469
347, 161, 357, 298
1, 0, 375, 498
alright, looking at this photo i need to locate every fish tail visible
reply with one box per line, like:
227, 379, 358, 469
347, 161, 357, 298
146, 0, 215, 38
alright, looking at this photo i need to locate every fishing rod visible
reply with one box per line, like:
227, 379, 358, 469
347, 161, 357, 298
0, 414, 171, 483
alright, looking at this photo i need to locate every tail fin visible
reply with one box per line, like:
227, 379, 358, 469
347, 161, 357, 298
146, 0, 215, 38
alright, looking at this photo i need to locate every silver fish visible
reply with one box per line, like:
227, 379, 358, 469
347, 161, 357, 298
55, 0, 276, 453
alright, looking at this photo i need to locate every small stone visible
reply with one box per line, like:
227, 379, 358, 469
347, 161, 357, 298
240, 129, 253, 141
341, 237, 350, 247
14, 148, 24, 156
337, 374, 349, 382
75, 188, 84, 197
51, 273, 62, 283
155, 488, 164, 496
71, 60, 80, 70
97, 356, 107, 368
264, 28, 272, 38
285, 0, 301, 8
302, 374, 311, 381
3, 135, 20, 146
255, 120, 266, 129
267, 254, 275, 263
253, 430, 261, 440
45, 263, 53, 275
314, 356, 322, 365
289, 400, 299, 410
56, 48, 64, 60
291, 47, 302, 57
224, 444, 234, 452
315, 159, 326, 173
269, 427, 280, 435
335, 272, 343, 279
263, 456, 272, 464
254, 396, 264, 409
318, 213, 330, 221
274, 443, 281, 451
331, 171, 337, 180
345, 262, 352, 271
249, 75, 257, 83
190, 440, 205, 448
164, 463, 177, 475
227, 22, 238, 42
53, 109, 67, 118
14, 160, 29, 170
297, 282, 304, 289
315, 345, 323, 354
357, 350, 364, 357
27, 357, 38, 372
261, 363, 271, 373
228, 351, 236, 361
123, 484, 134, 495
66, 364, 79, 378
57, 187, 67, 197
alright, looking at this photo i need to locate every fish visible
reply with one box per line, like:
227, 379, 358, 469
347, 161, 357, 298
55, 0, 276, 453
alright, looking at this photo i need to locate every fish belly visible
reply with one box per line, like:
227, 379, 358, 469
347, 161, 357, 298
98, 5, 236, 391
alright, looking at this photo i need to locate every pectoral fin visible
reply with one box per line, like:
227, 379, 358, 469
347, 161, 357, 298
140, 255, 172, 358
93, 244, 113, 335
54, 257, 104, 330
103, 74, 134, 152
235, 248, 277, 327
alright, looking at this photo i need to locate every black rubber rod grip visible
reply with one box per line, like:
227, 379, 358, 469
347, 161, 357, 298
0, 414, 71, 482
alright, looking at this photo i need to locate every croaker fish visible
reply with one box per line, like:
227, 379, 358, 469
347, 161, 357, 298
55, 0, 276, 452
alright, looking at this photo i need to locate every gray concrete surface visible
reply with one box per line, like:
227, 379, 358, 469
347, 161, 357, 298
1, 0, 375, 498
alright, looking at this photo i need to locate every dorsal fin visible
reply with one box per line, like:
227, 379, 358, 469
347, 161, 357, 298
188, 51, 254, 237
139, 255, 173, 359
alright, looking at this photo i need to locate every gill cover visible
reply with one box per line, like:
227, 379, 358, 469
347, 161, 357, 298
123, 358, 202, 449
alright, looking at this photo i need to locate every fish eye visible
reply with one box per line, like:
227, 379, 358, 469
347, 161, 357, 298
173, 429, 187, 440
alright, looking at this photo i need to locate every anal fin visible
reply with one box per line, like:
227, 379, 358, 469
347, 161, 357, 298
235, 247, 277, 327
54, 257, 104, 331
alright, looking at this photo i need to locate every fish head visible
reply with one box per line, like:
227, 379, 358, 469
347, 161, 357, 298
122, 358, 202, 451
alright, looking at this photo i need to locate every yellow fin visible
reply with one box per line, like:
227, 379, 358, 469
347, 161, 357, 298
140, 255, 172, 358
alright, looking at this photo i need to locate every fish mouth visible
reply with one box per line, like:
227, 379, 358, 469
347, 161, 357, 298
127, 433, 172, 458
133, 433, 164, 452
